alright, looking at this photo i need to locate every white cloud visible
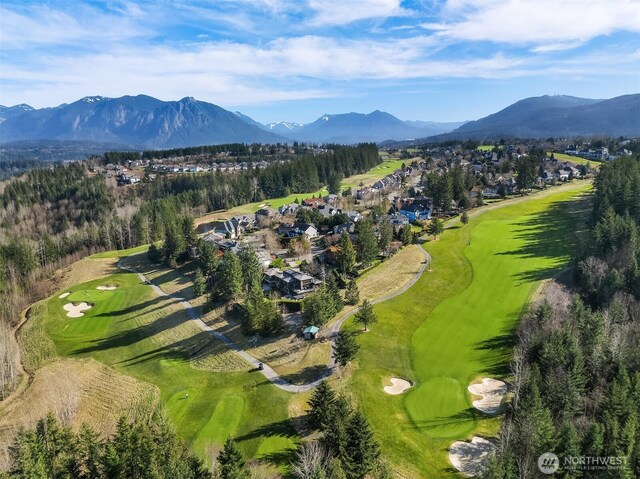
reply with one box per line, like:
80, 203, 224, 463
432, 0, 640, 47
308, 0, 409, 26
0, 3, 150, 49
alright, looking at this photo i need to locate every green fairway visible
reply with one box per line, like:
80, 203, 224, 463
89, 244, 152, 258
42, 272, 298, 468
546, 151, 602, 165
345, 181, 592, 478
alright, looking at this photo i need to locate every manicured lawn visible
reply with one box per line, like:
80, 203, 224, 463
546, 151, 603, 165
344, 182, 592, 478
340, 159, 406, 189
89, 244, 152, 259
43, 273, 298, 469
476, 145, 503, 151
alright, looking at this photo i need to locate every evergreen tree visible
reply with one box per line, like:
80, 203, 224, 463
218, 438, 249, 479
308, 381, 337, 431
343, 412, 380, 479
356, 218, 378, 267
333, 331, 360, 368
354, 300, 377, 331
460, 211, 469, 226
399, 225, 412, 246
326, 273, 344, 314
193, 268, 206, 297
163, 220, 186, 266
217, 252, 243, 302
322, 396, 353, 464
337, 232, 356, 275
378, 219, 393, 255
238, 245, 263, 293
344, 280, 360, 306
427, 218, 444, 239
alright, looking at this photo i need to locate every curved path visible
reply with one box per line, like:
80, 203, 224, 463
119, 245, 430, 393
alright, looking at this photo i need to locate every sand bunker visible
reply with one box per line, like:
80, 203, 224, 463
96, 285, 117, 290
468, 378, 508, 414
449, 436, 495, 477
63, 302, 92, 318
58, 292, 70, 299
384, 377, 412, 395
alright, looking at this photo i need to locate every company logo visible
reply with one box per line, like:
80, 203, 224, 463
538, 452, 560, 474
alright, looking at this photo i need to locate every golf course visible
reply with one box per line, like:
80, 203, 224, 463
6, 179, 592, 477
342, 181, 592, 477
38, 273, 299, 470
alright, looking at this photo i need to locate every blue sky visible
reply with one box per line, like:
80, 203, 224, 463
1, 0, 639, 123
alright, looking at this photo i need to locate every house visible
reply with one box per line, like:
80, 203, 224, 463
303, 197, 325, 208
332, 223, 355, 235
323, 194, 340, 204
256, 207, 277, 219
400, 203, 431, 221
263, 267, 323, 298
303, 325, 319, 340
293, 223, 319, 239
345, 210, 362, 222
317, 204, 339, 217
209, 220, 241, 239
278, 203, 300, 216
389, 213, 410, 230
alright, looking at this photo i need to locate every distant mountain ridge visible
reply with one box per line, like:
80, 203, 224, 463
433, 94, 640, 140
1, 93, 636, 148
0, 96, 284, 147
245, 111, 464, 143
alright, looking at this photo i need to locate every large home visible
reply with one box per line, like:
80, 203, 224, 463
400, 203, 431, 222
293, 222, 319, 239
317, 204, 339, 217
278, 203, 301, 216
263, 267, 323, 298
256, 207, 277, 220
389, 213, 410, 230
303, 197, 326, 208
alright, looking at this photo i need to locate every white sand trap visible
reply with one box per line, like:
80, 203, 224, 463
63, 302, 92, 318
384, 377, 412, 395
58, 292, 70, 299
96, 285, 117, 290
468, 378, 508, 414
449, 436, 495, 477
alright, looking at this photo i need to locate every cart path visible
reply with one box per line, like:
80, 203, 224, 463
119, 245, 430, 393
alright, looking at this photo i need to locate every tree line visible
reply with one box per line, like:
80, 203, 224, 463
483, 155, 640, 478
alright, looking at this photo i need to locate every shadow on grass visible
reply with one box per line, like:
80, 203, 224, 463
474, 325, 518, 377
411, 407, 478, 432
235, 419, 298, 441
278, 365, 330, 386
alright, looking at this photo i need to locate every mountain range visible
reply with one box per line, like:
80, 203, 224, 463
430, 94, 640, 141
1, 94, 638, 149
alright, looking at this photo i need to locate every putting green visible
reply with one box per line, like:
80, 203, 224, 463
194, 394, 245, 453
346, 182, 592, 478
405, 377, 472, 439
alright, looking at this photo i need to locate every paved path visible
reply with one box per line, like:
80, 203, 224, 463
118, 245, 430, 393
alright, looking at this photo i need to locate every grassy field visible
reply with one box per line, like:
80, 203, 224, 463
546, 151, 602, 165
39, 273, 298, 469
340, 159, 406, 189
342, 181, 592, 478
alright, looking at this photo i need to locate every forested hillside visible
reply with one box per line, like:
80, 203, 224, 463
0, 143, 379, 398
483, 156, 640, 478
